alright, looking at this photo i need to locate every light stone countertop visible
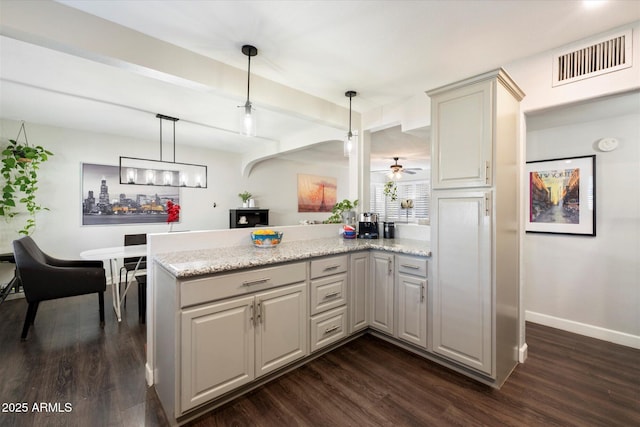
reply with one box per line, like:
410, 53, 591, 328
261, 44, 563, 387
154, 237, 431, 279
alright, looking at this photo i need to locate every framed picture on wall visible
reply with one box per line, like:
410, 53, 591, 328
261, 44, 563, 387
525, 155, 595, 236
81, 163, 180, 225
297, 174, 337, 212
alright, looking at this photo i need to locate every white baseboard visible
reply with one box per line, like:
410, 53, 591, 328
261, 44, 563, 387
518, 343, 528, 363
145, 363, 154, 386
526, 310, 640, 349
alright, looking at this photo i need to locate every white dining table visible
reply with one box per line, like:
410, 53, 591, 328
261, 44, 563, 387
80, 245, 147, 322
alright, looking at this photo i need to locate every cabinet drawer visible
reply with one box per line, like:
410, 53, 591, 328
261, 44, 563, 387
310, 255, 348, 279
310, 273, 347, 315
180, 262, 306, 308
310, 306, 347, 352
397, 255, 428, 277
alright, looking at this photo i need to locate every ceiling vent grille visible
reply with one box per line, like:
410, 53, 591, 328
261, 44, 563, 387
552, 29, 632, 87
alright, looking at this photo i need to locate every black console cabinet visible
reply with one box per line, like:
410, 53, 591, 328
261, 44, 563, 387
229, 209, 269, 228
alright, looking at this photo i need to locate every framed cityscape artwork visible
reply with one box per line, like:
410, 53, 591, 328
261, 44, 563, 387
81, 163, 180, 225
525, 155, 595, 236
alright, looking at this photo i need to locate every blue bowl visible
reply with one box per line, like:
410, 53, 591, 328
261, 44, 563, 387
343, 230, 356, 239
250, 231, 283, 247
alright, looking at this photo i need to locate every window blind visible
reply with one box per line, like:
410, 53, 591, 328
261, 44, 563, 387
370, 179, 430, 222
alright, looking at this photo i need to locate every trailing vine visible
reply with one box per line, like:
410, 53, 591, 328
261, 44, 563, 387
1, 125, 53, 235
383, 180, 398, 202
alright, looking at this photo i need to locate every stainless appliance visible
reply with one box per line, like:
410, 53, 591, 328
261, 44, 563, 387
358, 212, 379, 239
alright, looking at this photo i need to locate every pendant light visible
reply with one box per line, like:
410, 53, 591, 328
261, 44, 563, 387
239, 45, 258, 137
119, 114, 207, 188
344, 90, 357, 157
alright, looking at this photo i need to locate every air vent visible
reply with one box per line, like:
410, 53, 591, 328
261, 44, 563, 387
553, 29, 632, 87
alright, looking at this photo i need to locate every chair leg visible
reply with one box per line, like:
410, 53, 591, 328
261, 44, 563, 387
138, 279, 146, 324
21, 302, 38, 341
98, 291, 105, 327
30, 301, 40, 324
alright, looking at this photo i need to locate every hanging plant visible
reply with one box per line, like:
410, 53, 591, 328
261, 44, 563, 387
0, 123, 53, 235
383, 180, 398, 202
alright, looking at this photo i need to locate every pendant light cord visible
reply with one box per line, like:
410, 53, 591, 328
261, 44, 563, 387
156, 113, 179, 162
345, 90, 356, 139
246, 54, 252, 105
348, 95, 353, 139
15, 121, 29, 145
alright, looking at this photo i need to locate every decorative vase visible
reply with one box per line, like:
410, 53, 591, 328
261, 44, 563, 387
242, 201, 248, 208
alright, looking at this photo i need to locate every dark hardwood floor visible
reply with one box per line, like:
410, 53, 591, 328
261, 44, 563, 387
0, 287, 638, 427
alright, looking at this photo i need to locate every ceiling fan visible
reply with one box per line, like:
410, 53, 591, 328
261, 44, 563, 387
386, 157, 421, 178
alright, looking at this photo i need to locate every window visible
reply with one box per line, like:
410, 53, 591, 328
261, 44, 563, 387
370, 179, 430, 222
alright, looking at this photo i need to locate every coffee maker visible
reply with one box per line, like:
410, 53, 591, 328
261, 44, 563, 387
358, 212, 379, 239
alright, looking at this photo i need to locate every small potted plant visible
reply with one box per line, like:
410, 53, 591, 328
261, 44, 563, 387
238, 191, 252, 208
325, 199, 359, 224
1, 126, 53, 236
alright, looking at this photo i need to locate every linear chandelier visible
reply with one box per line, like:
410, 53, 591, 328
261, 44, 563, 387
119, 114, 208, 188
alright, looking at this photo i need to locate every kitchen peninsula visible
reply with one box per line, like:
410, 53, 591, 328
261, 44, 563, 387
148, 226, 433, 425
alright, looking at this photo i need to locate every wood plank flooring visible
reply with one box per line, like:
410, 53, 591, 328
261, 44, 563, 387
0, 288, 638, 426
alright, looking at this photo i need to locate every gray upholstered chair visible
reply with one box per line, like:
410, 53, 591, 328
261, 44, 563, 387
12, 236, 106, 340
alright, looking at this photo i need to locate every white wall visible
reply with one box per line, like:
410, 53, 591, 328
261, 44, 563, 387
246, 157, 350, 226
524, 93, 640, 347
506, 22, 640, 114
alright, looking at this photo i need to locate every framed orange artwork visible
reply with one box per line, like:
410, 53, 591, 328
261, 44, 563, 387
297, 174, 337, 212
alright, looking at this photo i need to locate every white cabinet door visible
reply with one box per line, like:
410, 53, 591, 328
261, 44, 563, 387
349, 252, 369, 333
180, 296, 255, 411
431, 79, 493, 189
432, 190, 492, 375
370, 252, 394, 335
255, 283, 308, 377
396, 272, 427, 349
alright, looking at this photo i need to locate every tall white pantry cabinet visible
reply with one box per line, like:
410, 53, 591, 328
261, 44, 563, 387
427, 68, 524, 386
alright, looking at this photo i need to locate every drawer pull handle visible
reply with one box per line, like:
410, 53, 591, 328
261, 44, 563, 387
242, 277, 270, 287
324, 291, 340, 299
401, 264, 420, 269
324, 325, 340, 334
323, 265, 340, 271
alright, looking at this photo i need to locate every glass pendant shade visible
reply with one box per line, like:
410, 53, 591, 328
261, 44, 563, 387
120, 157, 207, 188
240, 101, 257, 137
343, 135, 353, 157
